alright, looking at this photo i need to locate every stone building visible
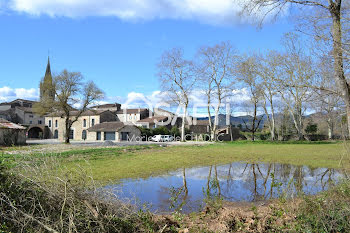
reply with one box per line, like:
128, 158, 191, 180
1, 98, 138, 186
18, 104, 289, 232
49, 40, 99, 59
0, 99, 47, 139
116, 108, 150, 124
135, 116, 170, 129
90, 103, 121, 112
45, 110, 116, 141
0, 58, 54, 139
188, 120, 210, 134
87, 122, 141, 141
0, 118, 26, 145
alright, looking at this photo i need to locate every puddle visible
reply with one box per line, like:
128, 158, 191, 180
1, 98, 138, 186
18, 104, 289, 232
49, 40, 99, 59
105, 162, 344, 213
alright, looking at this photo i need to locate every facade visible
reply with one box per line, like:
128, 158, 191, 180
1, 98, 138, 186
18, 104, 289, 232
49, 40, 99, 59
0, 119, 26, 145
15, 107, 45, 125
87, 122, 141, 142
136, 116, 170, 129
45, 110, 116, 141
135, 108, 181, 129
116, 108, 150, 124
0, 99, 48, 139
90, 103, 121, 112
0, 58, 54, 139
188, 120, 210, 134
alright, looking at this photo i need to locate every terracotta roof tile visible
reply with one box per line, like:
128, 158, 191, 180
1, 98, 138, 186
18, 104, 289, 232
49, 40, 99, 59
137, 116, 168, 123
0, 118, 26, 129
87, 121, 127, 132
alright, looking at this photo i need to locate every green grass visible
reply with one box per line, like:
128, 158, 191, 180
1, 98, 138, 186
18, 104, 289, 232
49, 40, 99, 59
52, 141, 348, 183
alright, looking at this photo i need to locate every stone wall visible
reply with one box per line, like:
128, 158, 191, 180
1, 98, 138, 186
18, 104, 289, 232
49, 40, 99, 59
0, 128, 26, 145
119, 125, 141, 141
46, 115, 102, 141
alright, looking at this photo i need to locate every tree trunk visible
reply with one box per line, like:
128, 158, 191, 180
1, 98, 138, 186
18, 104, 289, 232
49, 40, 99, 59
65, 119, 70, 144
289, 107, 304, 140
270, 103, 276, 140
327, 117, 333, 140
331, 7, 350, 137
181, 106, 187, 142
213, 103, 220, 141
207, 97, 213, 139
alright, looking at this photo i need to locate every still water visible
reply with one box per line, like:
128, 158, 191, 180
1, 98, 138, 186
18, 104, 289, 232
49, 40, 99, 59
105, 162, 344, 213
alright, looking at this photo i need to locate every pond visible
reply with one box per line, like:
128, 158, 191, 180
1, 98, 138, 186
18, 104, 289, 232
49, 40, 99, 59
104, 162, 344, 213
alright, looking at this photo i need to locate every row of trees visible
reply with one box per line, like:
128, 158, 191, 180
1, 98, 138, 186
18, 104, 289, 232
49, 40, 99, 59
158, 32, 346, 141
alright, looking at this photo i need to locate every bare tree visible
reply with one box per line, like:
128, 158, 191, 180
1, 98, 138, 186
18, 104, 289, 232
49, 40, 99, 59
195, 42, 236, 140
311, 58, 344, 139
242, 0, 350, 136
277, 34, 315, 140
158, 48, 195, 141
257, 51, 282, 140
35, 70, 104, 143
238, 55, 264, 141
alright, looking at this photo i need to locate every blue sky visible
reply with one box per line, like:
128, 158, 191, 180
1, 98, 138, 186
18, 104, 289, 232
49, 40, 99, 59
0, 0, 293, 105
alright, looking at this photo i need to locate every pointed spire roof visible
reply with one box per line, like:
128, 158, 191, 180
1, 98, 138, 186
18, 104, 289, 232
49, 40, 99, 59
45, 56, 51, 78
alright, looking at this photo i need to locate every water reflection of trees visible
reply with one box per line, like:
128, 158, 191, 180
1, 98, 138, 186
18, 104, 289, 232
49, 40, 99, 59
156, 163, 340, 212
219, 163, 340, 202
159, 168, 189, 212
206, 165, 222, 199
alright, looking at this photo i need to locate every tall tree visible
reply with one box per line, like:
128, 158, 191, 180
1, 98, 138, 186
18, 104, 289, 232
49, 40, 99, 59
195, 42, 236, 140
238, 55, 264, 141
277, 34, 315, 140
312, 58, 344, 139
35, 70, 104, 143
242, 0, 350, 136
158, 48, 195, 142
257, 51, 281, 140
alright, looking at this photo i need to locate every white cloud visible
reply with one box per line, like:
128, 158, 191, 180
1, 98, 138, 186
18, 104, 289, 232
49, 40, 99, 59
0, 86, 39, 102
8, 0, 252, 25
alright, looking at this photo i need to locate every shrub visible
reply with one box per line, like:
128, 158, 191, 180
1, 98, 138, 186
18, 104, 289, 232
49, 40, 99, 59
305, 123, 318, 135
152, 126, 170, 135
170, 126, 180, 137
295, 181, 350, 232
0, 158, 170, 233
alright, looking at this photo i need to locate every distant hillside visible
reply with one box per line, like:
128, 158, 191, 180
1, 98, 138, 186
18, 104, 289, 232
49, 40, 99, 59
197, 114, 266, 129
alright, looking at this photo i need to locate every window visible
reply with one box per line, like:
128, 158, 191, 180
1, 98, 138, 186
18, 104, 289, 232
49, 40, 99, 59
129, 115, 132, 120
29, 115, 33, 118
29, 121, 32, 124
121, 132, 129, 141
134, 114, 137, 119
96, 132, 101, 140
92, 119, 95, 126
54, 130, 58, 139
55, 120, 58, 127
69, 130, 74, 140
82, 130, 87, 140
38, 120, 42, 124
49, 120, 52, 127
104, 132, 115, 141
83, 119, 87, 127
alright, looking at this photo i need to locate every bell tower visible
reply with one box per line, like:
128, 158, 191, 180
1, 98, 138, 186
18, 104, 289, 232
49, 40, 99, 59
40, 57, 55, 101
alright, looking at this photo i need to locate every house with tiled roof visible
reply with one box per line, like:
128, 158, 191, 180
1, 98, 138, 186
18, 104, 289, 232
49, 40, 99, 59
0, 118, 26, 145
87, 121, 141, 141
45, 110, 116, 141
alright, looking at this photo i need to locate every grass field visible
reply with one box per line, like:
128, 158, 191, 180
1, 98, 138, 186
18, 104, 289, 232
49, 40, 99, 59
1, 141, 350, 232
20, 141, 344, 183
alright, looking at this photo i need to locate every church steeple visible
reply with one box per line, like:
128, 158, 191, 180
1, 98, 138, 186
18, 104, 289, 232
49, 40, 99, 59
40, 57, 55, 102
45, 56, 52, 79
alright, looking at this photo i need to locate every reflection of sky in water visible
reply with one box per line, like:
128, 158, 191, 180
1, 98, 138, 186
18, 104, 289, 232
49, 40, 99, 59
104, 162, 344, 213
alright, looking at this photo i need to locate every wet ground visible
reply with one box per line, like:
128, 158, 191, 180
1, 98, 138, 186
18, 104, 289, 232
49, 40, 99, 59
105, 162, 344, 213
